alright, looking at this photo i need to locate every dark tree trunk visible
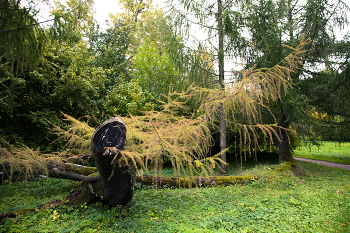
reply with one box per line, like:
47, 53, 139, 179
218, 0, 227, 174
91, 117, 135, 207
277, 115, 293, 163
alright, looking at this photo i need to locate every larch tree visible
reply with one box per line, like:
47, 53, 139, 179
165, 0, 261, 172
164, 0, 345, 165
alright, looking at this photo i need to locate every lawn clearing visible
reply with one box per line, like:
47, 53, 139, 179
294, 141, 350, 165
1, 161, 349, 233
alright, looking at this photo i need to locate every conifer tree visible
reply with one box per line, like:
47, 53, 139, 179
0, 0, 46, 117
0, 0, 45, 75
242, 0, 349, 160
166, 0, 256, 171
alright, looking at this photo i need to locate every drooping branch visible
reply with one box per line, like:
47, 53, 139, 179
50, 167, 100, 183
66, 154, 91, 161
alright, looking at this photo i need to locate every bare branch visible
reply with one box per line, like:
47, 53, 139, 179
67, 154, 91, 161
50, 168, 100, 183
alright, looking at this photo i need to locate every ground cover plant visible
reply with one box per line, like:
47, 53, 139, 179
1, 161, 349, 233
294, 141, 350, 165
0, 178, 74, 214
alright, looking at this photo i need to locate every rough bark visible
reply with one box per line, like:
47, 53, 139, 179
218, 0, 227, 174
277, 115, 293, 163
50, 168, 100, 183
91, 117, 135, 207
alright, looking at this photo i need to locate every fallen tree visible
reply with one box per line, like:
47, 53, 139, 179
136, 174, 254, 187
0, 117, 136, 207
48, 117, 135, 207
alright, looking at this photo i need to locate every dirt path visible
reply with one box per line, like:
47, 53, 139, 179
294, 157, 350, 171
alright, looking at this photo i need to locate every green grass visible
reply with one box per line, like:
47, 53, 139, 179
294, 141, 350, 165
0, 178, 74, 213
1, 161, 349, 233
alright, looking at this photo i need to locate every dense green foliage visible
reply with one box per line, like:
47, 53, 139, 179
1, 161, 349, 232
0, 0, 164, 150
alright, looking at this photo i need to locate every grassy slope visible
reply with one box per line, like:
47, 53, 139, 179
294, 141, 350, 165
1, 161, 349, 233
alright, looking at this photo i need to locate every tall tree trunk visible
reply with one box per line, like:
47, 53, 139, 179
277, 114, 293, 163
218, 0, 227, 173
91, 117, 135, 207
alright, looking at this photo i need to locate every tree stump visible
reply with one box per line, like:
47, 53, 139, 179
91, 117, 135, 207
